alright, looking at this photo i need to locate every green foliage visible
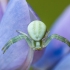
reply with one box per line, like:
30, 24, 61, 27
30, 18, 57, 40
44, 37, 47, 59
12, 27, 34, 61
27, 0, 70, 29
29, 67, 33, 70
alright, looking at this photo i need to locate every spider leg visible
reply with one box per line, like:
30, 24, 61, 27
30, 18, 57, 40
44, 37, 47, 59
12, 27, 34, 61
16, 30, 36, 49
42, 34, 70, 48
42, 31, 50, 41
44, 31, 50, 37
42, 31, 50, 46
17, 30, 43, 50
2, 33, 32, 54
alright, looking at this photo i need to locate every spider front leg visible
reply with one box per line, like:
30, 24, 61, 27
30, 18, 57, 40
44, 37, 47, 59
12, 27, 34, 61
42, 31, 50, 44
2, 31, 32, 54
16, 30, 42, 50
13, 30, 42, 50
42, 34, 70, 48
17, 30, 37, 49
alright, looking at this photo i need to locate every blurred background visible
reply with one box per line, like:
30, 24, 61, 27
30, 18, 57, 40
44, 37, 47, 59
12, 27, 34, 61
27, 0, 70, 29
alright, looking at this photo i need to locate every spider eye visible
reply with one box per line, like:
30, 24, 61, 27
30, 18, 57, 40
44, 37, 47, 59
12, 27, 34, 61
27, 20, 47, 41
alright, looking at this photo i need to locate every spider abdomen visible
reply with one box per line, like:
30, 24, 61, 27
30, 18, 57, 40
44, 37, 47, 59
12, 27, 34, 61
28, 20, 47, 41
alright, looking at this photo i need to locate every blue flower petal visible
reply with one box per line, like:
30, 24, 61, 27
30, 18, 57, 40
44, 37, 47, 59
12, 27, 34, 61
0, 3, 3, 21
0, 0, 31, 69
33, 5, 70, 70
54, 53, 70, 70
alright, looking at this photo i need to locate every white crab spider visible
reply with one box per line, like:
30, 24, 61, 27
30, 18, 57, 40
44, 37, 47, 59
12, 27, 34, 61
2, 20, 70, 54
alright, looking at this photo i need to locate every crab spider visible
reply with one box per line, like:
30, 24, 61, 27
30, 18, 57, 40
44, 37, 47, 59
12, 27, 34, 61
2, 20, 70, 54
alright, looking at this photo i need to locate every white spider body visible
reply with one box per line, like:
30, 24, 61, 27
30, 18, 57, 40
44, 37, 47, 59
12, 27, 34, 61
28, 20, 47, 41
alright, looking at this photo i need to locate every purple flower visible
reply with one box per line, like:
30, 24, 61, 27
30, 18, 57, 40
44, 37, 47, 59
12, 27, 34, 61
33, 5, 70, 70
0, 0, 70, 70
0, 0, 9, 20
54, 53, 70, 70
0, 0, 44, 70
0, 3, 3, 21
